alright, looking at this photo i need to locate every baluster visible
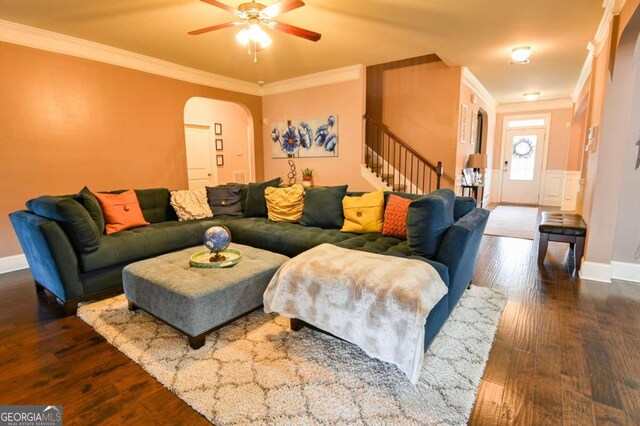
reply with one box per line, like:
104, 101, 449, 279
404, 148, 408, 193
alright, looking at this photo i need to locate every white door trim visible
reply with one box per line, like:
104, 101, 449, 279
499, 113, 552, 204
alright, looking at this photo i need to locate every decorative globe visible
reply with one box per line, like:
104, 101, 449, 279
203, 226, 231, 262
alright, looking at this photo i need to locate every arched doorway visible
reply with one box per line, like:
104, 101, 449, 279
183, 97, 255, 189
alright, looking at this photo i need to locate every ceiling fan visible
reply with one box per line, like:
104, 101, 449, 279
188, 0, 321, 62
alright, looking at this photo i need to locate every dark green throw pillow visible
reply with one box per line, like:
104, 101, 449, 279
300, 185, 348, 229
406, 189, 456, 258
244, 177, 282, 217
74, 186, 105, 234
27, 196, 101, 253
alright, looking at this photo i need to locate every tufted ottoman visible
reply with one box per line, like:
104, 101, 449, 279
123, 243, 289, 349
538, 212, 587, 272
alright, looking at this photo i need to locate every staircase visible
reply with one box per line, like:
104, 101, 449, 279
363, 114, 443, 194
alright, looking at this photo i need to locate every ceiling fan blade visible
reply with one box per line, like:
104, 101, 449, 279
188, 21, 242, 35
199, 0, 238, 14
262, 0, 305, 19
270, 21, 321, 42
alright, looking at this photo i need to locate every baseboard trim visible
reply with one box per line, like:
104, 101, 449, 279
611, 261, 640, 284
579, 261, 613, 283
0, 254, 28, 274
579, 260, 640, 284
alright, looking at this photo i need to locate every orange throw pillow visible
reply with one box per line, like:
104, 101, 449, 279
382, 194, 412, 239
92, 190, 149, 235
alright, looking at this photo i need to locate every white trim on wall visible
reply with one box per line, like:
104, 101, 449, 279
261, 65, 363, 96
461, 67, 498, 110
496, 99, 573, 114
0, 254, 28, 274
580, 259, 640, 284
0, 20, 262, 95
580, 261, 613, 283
571, 0, 627, 102
611, 261, 640, 283
0, 19, 365, 98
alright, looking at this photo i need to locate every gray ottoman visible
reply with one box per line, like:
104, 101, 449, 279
123, 243, 289, 349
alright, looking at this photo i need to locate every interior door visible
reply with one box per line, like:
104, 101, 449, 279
185, 125, 217, 189
501, 128, 546, 204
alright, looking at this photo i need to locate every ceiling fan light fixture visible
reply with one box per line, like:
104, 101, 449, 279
235, 28, 250, 46
511, 46, 531, 63
236, 22, 272, 48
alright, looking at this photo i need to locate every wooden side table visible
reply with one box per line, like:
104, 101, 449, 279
461, 185, 484, 207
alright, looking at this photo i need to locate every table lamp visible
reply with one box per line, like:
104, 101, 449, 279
467, 154, 487, 170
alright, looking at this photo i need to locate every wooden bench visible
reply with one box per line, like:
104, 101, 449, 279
538, 212, 587, 272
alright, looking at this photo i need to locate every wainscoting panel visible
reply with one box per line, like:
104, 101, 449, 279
540, 170, 565, 207
561, 171, 581, 211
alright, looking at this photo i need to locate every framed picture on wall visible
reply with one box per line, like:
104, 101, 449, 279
215, 139, 223, 151
470, 111, 477, 145
460, 104, 468, 143
214, 123, 222, 135
216, 155, 224, 166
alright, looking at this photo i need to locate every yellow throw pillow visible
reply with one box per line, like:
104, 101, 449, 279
341, 190, 384, 233
265, 184, 305, 222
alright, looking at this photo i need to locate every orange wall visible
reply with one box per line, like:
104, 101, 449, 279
0, 42, 263, 257
262, 75, 375, 191
493, 107, 573, 171
367, 57, 461, 187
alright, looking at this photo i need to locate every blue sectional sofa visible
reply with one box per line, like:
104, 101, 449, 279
9, 187, 489, 351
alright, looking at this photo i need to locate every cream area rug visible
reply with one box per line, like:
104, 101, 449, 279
78, 286, 507, 425
484, 205, 539, 240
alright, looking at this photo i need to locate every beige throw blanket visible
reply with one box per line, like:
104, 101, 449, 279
263, 244, 448, 384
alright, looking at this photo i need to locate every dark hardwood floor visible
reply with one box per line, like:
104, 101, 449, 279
1, 227, 639, 424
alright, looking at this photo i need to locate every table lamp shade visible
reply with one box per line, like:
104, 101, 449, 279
467, 154, 487, 169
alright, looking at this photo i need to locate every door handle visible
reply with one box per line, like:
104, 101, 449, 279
207, 173, 212, 177
503, 161, 509, 173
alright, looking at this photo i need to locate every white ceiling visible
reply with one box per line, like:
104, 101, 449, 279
0, 0, 604, 103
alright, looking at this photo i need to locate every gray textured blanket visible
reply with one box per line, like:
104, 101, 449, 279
263, 244, 447, 383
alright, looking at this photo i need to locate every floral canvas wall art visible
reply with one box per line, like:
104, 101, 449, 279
271, 115, 338, 158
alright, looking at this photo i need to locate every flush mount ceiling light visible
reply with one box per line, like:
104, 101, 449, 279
510, 46, 531, 64
188, 0, 321, 63
524, 92, 540, 101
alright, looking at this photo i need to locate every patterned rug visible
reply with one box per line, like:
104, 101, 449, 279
78, 286, 507, 425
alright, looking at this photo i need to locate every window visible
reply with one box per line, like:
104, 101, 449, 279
509, 135, 538, 181
507, 118, 545, 128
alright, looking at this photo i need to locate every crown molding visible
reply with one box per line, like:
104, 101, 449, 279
497, 98, 573, 113
571, 0, 627, 102
461, 67, 498, 111
0, 19, 262, 96
261, 64, 363, 96
571, 42, 595, 103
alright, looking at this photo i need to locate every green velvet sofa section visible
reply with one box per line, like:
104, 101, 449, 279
10, 185, 487, 334
225, 217, 359, 258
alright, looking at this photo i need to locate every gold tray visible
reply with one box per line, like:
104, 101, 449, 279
189, 248, 242, 268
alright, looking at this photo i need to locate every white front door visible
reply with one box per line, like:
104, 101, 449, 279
501, 128, 546, 204
185, 125, 217, 189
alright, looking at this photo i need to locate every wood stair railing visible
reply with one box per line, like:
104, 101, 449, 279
364, 114, 443, 194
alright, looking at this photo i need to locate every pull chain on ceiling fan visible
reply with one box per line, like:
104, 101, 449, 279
188, 0, 322, 63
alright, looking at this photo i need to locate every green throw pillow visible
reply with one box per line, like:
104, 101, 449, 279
300, 185, 348, 229
406, 189, 456, 258
244, 177, 282, 217
75, 186, 105, 234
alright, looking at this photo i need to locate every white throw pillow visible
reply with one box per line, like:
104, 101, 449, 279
170, 188, 213, 221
